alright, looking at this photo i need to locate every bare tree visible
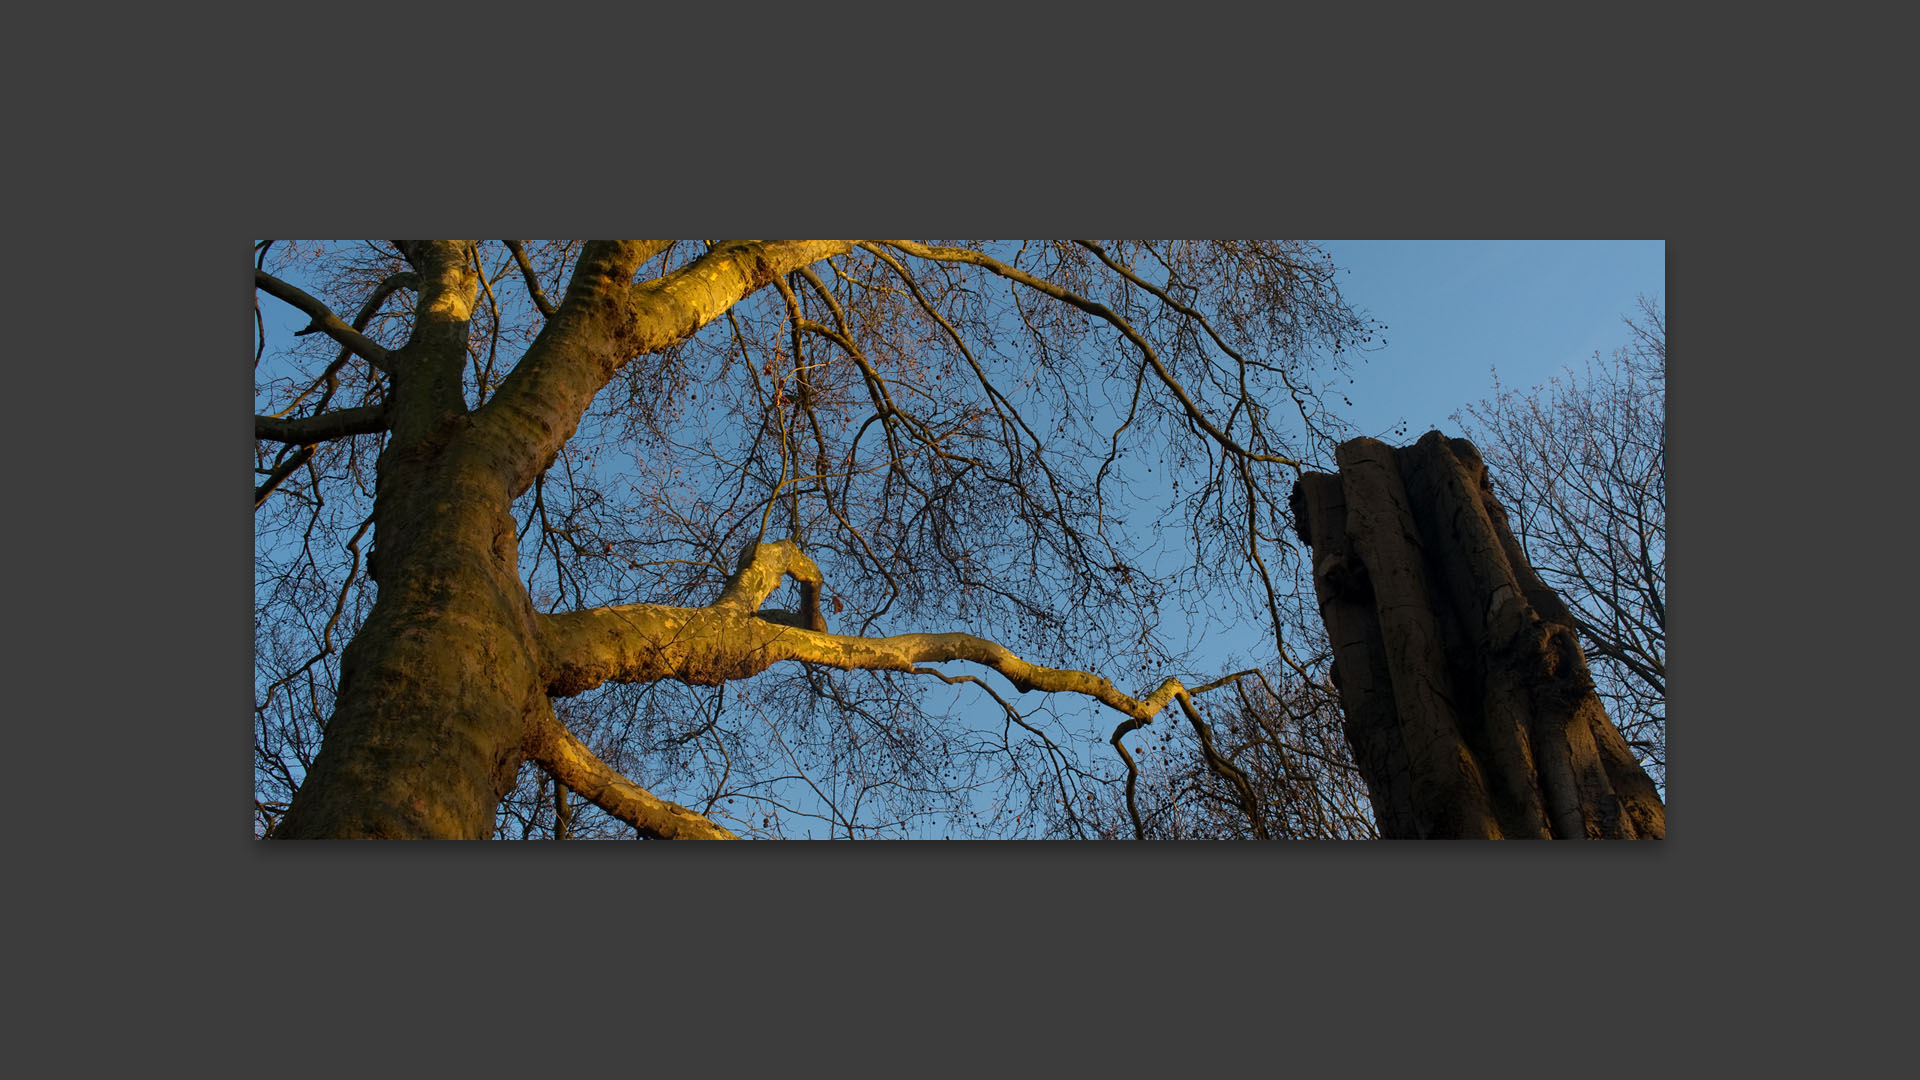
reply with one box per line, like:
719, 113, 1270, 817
254, 240, 1382, 839
1453, 297, 1666, 787
1083, 661, 1379, 840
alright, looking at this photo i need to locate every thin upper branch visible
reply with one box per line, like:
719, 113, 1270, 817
1176, 693, 1268, 839
866, 241, 1302, 470
503, 240, 558, 317
254, 445, 314, 510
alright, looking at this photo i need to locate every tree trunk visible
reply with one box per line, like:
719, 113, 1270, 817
267, 240, 559, 838
272, 433, 547, 838
1289, 432, 1665, 839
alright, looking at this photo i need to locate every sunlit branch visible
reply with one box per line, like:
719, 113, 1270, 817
477, 240, 852, 498
525, 545, 1264, 839
523, 705, 738, 840
538, 539, 1189, 721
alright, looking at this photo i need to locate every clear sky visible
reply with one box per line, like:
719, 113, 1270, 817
256, 239, 1668, 837
1318, 239, 1665, 440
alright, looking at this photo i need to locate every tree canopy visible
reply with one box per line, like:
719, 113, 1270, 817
250, 240, 1419, 838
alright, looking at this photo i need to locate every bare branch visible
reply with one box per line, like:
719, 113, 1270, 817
1177, 693, 1268, 839
503, 240, 558, 317
254, 269, 395, 373
263, 270, 416, 419
523, 706, 738, 839
867, 240, 1302, 470
256, 403, 389, 444
254, 445, 314, 510
537, 539, 1187, 720
476, 240, 854, 497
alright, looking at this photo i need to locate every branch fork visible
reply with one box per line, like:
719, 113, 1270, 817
529, 538, 1209, 838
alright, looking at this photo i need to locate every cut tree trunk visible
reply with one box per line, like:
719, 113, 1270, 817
1289, 432, 1665, 839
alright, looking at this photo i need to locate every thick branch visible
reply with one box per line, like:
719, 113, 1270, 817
715, 539, 826, 629
523, 707, 738, 840
264, 271, 416, 420
254, 269, 394, 373
475, 240, 853, 498
255, 403, 389, 443
537, 540, 1186, 721
542, 604, 1186, 719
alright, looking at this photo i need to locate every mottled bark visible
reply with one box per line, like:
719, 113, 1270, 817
1290, 431, 1665, 839
270, 436, 548, 839
536, 541, 1188, 720
524, 706, 738, 840
265, 240, 1269, 840
267, 240, 1209, 838
271, 242, 854, 839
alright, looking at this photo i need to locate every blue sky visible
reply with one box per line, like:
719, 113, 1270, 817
256, 239, 1667, 836
1318, 239, 1665, 439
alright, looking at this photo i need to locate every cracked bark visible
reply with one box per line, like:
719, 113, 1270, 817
1290, 431, 1665, 839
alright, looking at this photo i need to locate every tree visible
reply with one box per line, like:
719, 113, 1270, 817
1082, 662, 1380, 839
1453, 298, 1666, 786
254, 240, 1383, 839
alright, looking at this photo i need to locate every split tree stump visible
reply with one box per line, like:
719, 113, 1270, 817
1289, 432, 1665, 839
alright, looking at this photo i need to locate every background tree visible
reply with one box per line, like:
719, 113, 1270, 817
1082, 659, 1380, 839
1453, 297, 1666, 787
254, 240, 1384, 839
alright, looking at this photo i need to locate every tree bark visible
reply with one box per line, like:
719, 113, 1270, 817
270, 435, 550, 838
270, 241, 859, 839
1289, 432, 1665, 839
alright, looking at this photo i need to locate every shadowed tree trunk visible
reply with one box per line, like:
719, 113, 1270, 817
1289, 431, 1665, 839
